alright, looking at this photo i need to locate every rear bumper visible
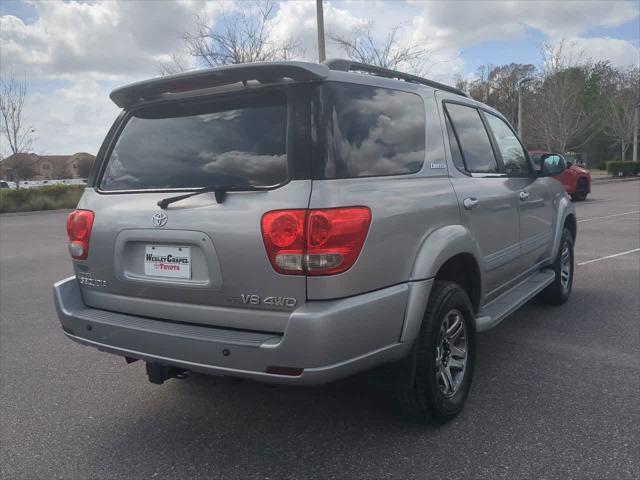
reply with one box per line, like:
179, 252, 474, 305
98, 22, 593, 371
53, 277, 412, 385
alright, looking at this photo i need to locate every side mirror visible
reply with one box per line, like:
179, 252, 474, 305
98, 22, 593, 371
540, 154, 566, 176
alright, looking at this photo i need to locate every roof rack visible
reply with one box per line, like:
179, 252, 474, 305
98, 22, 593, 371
324, 58, 467, 97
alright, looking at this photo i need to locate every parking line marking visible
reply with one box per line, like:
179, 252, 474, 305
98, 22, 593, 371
578, 248, 640, 266
578, 211, 640, 223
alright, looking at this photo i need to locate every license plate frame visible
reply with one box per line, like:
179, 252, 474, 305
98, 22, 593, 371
144, 245, 192, 279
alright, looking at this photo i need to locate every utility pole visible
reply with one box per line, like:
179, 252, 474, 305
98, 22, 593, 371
633, 101, 638, 163
316, 0, 326, 63
517, 77, 533, 139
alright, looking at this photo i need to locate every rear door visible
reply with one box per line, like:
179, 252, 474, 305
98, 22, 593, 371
440, 98, 522, 298
78, 85, 312, 333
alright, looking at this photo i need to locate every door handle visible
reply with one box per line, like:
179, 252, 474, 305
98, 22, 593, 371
463, 197, 480, 210
519, 191, 530, 201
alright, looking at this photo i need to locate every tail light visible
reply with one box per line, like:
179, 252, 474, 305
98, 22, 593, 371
66, 209, 94, 260
261, 207, 371, 276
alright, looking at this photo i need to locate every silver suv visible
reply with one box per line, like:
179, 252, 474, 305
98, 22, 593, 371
54, 60, 576, 423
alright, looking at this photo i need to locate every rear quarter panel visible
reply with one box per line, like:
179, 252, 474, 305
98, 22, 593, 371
307, 88, 461, 299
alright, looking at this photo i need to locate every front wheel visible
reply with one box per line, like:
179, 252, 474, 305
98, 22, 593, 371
396, 281, 476, 423
570, 179, 589, 201
539, 228, 574, 305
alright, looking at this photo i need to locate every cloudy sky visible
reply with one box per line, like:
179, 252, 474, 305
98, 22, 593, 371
1, 0, 638, 156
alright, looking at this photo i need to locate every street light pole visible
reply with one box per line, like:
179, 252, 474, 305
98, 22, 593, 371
316, 0, 326, 63
517, 77, 533, 139
633, 101, 639, 163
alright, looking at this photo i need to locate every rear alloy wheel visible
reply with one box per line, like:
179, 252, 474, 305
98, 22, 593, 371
539, 227, 574, 305
397, 281, 476, 423
435, 310, 468, 397
571, 179, 588, 201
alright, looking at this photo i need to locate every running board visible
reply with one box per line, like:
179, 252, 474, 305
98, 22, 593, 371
475, 269, 555, 332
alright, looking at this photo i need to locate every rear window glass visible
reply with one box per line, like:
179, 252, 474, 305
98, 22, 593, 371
100, 92, 288, 191
316, 83, 425, 178
445, 103, 498, 174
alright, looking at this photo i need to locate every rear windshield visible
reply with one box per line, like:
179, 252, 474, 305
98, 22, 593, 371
100, 92, 288, 191
314, 82, 425, 178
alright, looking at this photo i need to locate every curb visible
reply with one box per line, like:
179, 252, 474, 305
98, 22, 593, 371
592, 176, 640, 185
0, 208, 73, 218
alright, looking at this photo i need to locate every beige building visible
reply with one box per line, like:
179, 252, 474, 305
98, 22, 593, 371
0, 152, 95, 180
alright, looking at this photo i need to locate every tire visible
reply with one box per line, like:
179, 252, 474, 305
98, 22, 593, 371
539, 228, 574, 305
570, 179, 588, 201
396, 281, 476, 424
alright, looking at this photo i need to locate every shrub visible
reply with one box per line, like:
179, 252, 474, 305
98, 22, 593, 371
0, 185, 84, 213
606, 161, 640, 177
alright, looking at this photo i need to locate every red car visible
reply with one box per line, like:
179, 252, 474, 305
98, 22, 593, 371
529, 151, 592, 201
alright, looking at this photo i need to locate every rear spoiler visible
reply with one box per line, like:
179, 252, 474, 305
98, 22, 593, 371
109, 61, 330, 108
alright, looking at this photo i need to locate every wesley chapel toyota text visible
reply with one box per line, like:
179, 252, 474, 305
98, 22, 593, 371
54, 60, 576, 422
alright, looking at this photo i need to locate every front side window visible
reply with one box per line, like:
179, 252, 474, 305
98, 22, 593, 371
100, 92, 289, 191
316, 83, 425, 178
485, 113, 530, 175
444, 103, 498, 174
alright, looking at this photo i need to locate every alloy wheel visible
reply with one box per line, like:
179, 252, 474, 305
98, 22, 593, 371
560, 240, 571, 292
435, 309, 468, 397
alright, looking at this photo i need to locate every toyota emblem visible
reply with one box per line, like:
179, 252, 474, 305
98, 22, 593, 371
152, 212, 168, 227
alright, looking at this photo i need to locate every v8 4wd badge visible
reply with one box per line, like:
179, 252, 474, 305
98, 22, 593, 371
228, 294, 297, 308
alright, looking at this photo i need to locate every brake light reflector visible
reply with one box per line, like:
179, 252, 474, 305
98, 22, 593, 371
66, 209, 94, 260
261, 210, 306, 274
306, 207, 371, 276
261, 207, 371, 276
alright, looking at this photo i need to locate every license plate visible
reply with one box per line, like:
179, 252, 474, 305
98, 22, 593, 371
144, 245, 191, 279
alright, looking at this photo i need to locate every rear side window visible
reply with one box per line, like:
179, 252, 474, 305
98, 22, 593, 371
484, 113, 530, 175
444, 111, 466, 173
100, 92, 289, 191
445, 103, 498, 174
315, 83, 425, 178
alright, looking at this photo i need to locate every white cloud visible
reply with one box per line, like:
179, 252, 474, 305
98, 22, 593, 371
23, 79, 121, 155
269, 1, 368, 61
269, 1, 463, 81
0, 0, 222, 80
410, 0, 639, 49
568, 37, 640, 68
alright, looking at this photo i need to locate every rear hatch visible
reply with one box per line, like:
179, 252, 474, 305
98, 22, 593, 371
76, 84, 313, 333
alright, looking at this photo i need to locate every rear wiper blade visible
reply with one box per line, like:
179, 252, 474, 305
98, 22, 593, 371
157, 184, 269, 209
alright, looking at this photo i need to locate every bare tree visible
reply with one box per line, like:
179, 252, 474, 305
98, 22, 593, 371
528, 40, 602, 152
473, 65, 493, 103
486, 63, 536, 128
163, 0, 302, 73
329, 22, 433, 74
454, 65, 492, 102
0, 73, 35, 187
0, 73, 34, 156
602, 66, 640, 160
158, 53, 189, 76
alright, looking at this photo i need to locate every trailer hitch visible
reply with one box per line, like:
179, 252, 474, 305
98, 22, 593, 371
145, 362, 189, 384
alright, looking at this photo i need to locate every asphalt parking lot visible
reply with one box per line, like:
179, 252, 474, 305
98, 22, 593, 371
1, 180, 638, 480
